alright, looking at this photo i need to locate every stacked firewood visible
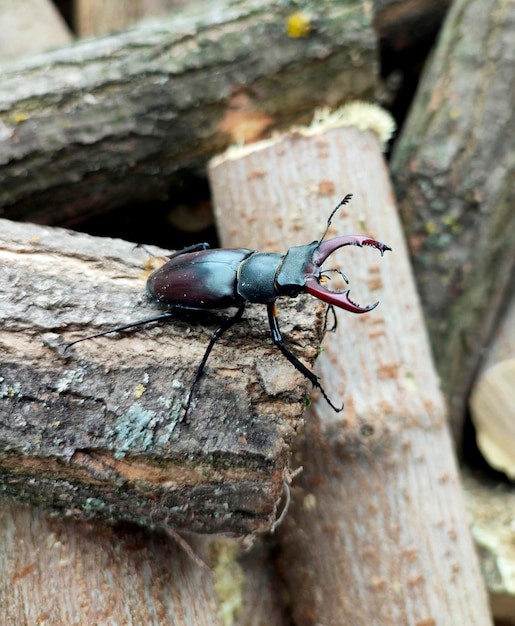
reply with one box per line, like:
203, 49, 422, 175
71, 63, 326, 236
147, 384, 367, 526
0, 1, 513, 624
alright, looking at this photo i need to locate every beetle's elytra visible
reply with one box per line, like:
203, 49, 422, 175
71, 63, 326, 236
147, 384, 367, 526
66, 194, 391, 416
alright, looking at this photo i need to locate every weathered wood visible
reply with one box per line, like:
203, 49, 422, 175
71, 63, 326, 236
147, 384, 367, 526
0, 0, 377, 227
209, 120, 492, 625
0, 501, 288, 625
0, 502, 222, 625
390, 0, 515, 436
0, 217, 325, 534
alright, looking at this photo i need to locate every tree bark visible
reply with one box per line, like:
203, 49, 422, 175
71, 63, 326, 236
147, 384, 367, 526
390, 0, 515, 436
209, 121, 492, 625
0, 0, 377, 227
0, 217, 325, 535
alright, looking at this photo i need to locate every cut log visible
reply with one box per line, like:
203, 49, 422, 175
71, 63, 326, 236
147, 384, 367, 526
209, 113, 492, 625
0, 501, 287, 625
0, 0, 72, 63
75, 0, 147, 36
0, 0, 377, 227
462, 470, 515, 625
75, 0, 187, 37
0, 217, 325, 535
390, 0, 515, 437
470, 291, 515, 478
0, 502, 222, 625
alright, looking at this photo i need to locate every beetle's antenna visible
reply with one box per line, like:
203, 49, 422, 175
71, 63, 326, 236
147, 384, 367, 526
319, 193, 353, 242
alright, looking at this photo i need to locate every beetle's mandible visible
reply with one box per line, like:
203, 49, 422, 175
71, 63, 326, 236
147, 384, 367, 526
66, 194, 391, 416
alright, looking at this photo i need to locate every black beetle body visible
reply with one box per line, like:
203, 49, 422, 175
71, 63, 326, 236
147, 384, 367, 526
66, 194, 391, 416
148, 248, 252, 309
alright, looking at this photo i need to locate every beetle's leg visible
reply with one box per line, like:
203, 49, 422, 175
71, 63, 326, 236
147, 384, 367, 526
266, 302, 343, 412
64, 312, 176, 350
167, 242, 210, 261
183, 304, 246, 418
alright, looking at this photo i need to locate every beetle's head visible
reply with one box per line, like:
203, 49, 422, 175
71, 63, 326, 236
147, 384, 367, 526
305, 235, 391, 313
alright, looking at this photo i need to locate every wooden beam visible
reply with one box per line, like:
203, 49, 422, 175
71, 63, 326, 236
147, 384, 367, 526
209, 114, 492, 625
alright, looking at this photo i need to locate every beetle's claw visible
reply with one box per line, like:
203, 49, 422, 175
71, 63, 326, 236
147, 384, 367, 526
360, 238, 392, 257
305, 279, 379, 313
341, 289, 380, 313
306, 235, 390, 313
313, 235, 391, 266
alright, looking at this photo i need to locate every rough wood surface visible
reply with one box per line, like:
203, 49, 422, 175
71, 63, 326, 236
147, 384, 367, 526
0, 217, 325, 535
209, 123, 492, 625
390, 0, 515, 435
0, 0, 377, 227
0, 502, 221, 625
0, 501, 288, 625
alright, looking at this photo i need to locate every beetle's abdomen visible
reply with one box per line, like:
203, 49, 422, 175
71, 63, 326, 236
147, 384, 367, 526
237, 252, 283, 303
147, 248, 252, 309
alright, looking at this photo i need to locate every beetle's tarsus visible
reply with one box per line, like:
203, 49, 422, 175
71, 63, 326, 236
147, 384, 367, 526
167, 242, 210, 261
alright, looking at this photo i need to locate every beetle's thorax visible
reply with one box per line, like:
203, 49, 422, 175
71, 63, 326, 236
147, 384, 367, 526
275, 241, 319, 297
236, 242, 319, 304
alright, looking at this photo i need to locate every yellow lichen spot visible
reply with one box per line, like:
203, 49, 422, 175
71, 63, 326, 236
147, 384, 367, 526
442, 215, 462, 234
12, 112, 28, 124
286, 12, 311, 38
133, 383, 146, 399
449, 107, 461, 120
424, 220, 438, 234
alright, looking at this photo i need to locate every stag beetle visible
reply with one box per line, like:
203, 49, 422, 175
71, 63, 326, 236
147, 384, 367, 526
66, 194, 391, 414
